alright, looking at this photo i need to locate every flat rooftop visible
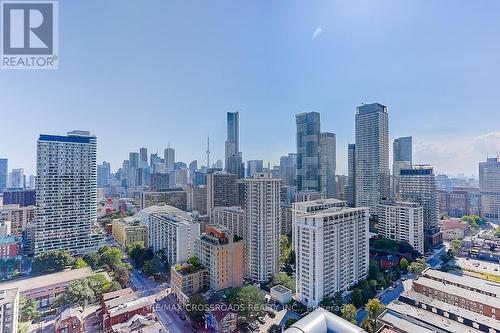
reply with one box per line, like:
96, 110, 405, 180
271, 285, 292, 295
414, 276, 500, 310
422, 268, 500, 297
0, 288, 18, 306
0, 267, 93, 293
401, 289, 500, 331
382, 301, 484, 333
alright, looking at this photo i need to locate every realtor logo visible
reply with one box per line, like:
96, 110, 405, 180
1, 0, 58, 69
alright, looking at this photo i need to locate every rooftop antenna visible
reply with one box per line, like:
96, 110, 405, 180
206, 135, 211, 168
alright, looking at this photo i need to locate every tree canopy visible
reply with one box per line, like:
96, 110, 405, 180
32, 250, 75, 273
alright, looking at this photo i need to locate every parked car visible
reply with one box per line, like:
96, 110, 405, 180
257, 317, 266, 324
267, 310, 276, 318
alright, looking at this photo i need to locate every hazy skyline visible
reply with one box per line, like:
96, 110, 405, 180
1, 0, 500, 176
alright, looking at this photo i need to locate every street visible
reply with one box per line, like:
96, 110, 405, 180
128, 268, 194, 333
354, 281, 404, 324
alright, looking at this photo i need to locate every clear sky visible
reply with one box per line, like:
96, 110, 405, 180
1, 0, 500, 176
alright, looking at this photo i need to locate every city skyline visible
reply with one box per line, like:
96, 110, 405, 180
2, 1, 500, 176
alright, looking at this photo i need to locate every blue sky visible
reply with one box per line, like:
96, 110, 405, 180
1, 0, 500, 176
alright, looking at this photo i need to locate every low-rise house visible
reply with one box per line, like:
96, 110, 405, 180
111, 314, 166, 332
101, 288, 154, 331
441, 218, 470, 241
54, 307, 84, 333
206, 303, 238, 333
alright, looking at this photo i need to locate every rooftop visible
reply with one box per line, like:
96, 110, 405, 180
401, 289, 500, 331
414, 276, 500, 309
270, 285, 292, 295
0, 288, 18, 306
0, 267, 93, 293
381, 300, 484, 333
422, 268, 500, 297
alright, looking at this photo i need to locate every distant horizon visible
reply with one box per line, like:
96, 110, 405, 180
1, 1, 499, 176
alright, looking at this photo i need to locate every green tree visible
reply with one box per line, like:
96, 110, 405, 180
368, 261, 380, 280
19, 296, 39, 321
82, 252, 101, 269
186, 294, 207, 323
73, 258, 87, 269
361, 299, 384, 332
98, 247, 123, 269
399, 258, 409, 272
279, 235, 291, 268
284, 318, 298, 329
351, 288, 363, 308
227, 285, 266, 319
450, 239, 463, 256
341, 304, 357, 324
143, 259, 162, 276
408, 258, 428, 275
64, 279, 96, 308
268, 324, 281, 333
126, 241, 154, 268
271, 272, 296, 293
32, 250, 75, 273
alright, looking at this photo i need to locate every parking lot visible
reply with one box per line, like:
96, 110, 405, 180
454, 257, 500, 276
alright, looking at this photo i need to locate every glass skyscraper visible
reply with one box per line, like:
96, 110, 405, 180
225, 112, 244, 178
296, 112, 320, 192
355, 103, 390, 214
0, 158, 8, 193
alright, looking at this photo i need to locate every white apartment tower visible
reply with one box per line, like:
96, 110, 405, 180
294, 199, 369, 307
148, 208, 200, 265
35, 131, 103, 255
377, 201, 424, 254
355, 103, 390, 214
479, 157, 500, 222
244, 173, 281, 282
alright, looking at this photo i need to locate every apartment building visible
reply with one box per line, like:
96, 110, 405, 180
148, 209, 200, 264
141, 189, 187, 211
0, 204, 34, 238
209, 206, 245, 238
243, 173, 281, 282
111, 218, 147, 248
377, 200, 424, 254
294, 200, 369, 307
0, 288, 19, 333
195, 225, 244, 291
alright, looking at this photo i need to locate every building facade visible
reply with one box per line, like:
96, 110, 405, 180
206, 172, 238, 212
112, 218, 147, 248
141, 189, 187, 211
195, 225, 244, 291
296, 112, 320, 192
398, 165, 442, 250
347, 144, 356, 207
319, 132, 336, 198
393, 136, 412, 197
244, 173, 281, 282
209, 206, 245, 238
0, 288, 19, 333
294, 201, 369, 307
377, 200, 424, 254
147, 212, 200, 264
35, 131, 103, 255
479, 157, 500, 222
225, 112, 244, 179
354, 103, 390, 214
